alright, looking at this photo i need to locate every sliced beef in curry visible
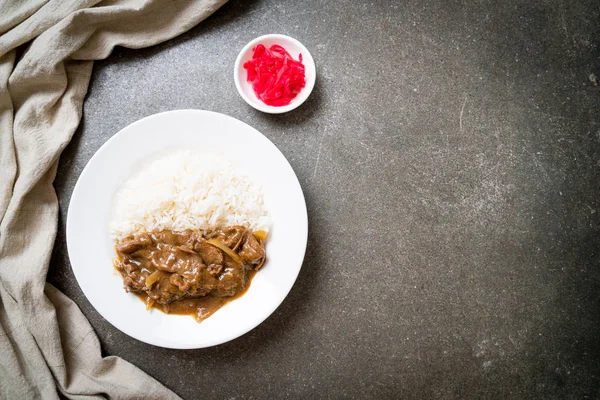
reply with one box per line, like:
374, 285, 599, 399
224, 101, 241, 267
114, 226, 267, 321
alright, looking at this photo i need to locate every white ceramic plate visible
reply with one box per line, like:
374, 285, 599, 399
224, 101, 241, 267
67, 110, 308, 349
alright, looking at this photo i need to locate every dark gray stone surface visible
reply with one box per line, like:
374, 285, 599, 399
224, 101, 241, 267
49, 0, 600, 398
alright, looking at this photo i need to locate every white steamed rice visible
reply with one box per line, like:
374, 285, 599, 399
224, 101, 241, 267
110, 151, 270, 239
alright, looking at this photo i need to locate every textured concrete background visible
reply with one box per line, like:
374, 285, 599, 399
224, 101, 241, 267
49, 0, 600, 398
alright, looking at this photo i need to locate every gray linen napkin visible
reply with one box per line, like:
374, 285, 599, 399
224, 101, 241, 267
0, 1, 227, 398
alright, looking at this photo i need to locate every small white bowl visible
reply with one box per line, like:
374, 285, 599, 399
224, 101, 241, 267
234, 34, 316, 114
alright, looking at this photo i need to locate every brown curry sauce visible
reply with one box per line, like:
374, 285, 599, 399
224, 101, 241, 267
113, 226, 266, 322
131, 269, 258, 321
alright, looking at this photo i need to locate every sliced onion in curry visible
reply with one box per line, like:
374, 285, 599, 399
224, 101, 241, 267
145, 270, 163, 286
145, 297, 155, 310
206, 239, 242, 264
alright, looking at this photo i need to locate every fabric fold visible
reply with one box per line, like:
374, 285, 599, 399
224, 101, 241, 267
0, 0, 227, 398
